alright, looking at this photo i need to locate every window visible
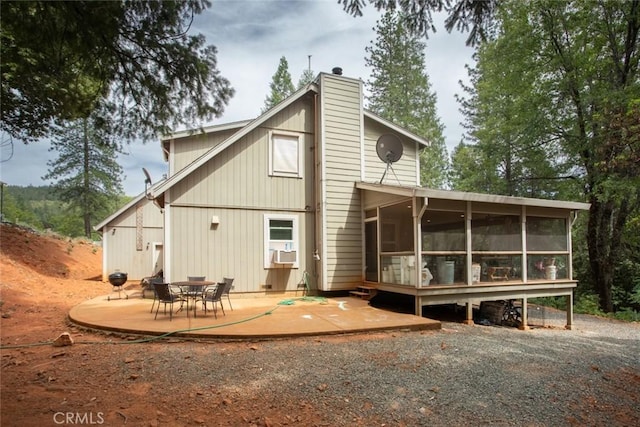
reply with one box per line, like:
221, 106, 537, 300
269, 131, 302, 177
472, 214, 521, 251
422, 210, 466, 252
264, 214, 299, 268
526, 217, 567, 251
526, 216, 569, 281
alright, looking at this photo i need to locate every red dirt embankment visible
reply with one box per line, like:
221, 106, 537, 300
1, 224, 111, 344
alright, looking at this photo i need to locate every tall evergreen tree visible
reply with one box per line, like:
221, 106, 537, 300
1, 1, 234, 142
454, 38, 571, 199
297, 68, 316, 89
365, 10, 449, 189
340, 0, 497, 46
456, 0, 640, 312
449, 142, 501, 193
43, 114, 124, 238
262, 56, 295, 113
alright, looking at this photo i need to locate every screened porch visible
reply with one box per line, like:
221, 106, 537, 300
357, 182, 590, 329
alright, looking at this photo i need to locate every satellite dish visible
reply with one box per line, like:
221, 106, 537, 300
375, 134, 403, 184
142, 167, 152, 185
376, 134, 403, 164
142, 168, 153, 200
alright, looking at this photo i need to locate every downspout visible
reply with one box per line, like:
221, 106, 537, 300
163, 192, 171, 282
312, 92, 321, 291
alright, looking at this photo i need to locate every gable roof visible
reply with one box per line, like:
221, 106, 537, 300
150, 72, 433, 199
160, 119, 252, 161
150, 82, 319, 199
364, 110, 430, 147
94, 179, 166, 231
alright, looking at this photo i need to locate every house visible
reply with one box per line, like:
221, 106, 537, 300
100, 69, 590, 328
94, 187, 164, 282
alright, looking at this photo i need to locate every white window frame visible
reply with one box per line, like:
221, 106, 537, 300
269, 130, 303, 178
263, 214, 299, 268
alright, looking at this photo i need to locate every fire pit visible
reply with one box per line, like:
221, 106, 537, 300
107, 272, 128, 301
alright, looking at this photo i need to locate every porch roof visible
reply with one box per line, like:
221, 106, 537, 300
355, 182, 591, 211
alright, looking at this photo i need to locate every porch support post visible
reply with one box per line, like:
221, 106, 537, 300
465, 202, 472, 286
519, 297, 529, 330
413, 196, 421, 288
415, 295, 422, 316
565, 293, 575, 330
463, 301, 474, 325
522, 206, 528, 283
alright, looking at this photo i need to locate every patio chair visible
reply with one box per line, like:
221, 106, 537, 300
153, 282, 186, 321
222, 277, 235, 310
148, 277, 166, 313
201, 283, 226, 319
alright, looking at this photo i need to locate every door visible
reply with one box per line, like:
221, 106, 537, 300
365, 220, 378, 282
152, 243, 163, 276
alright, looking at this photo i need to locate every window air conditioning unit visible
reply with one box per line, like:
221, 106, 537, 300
275, 250, 297, 264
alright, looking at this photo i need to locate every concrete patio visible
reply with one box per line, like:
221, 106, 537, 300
69, 291, 440, 339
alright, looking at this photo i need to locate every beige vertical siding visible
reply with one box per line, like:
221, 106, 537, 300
103, 199, 163, 280
363, 118, 419, 186
172, 129, 238, 172
168, 207, 313, 292
320, 74, 365, 290
166, 97, 315, 292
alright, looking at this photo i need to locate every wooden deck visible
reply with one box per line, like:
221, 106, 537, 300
364, 280, 577, 330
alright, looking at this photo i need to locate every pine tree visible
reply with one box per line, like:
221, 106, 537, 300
1, 1, 234, 142
297, 68, 316, 89
455, 0, 640, 313
297, 56, 316, 89
262, 56, 296, 113
43, 113, 124, 238
365, 11, 449, 189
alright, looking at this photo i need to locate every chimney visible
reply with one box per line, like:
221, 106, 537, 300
331, 67, 343, 76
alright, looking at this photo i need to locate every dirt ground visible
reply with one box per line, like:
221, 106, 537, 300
1, 223, 639, 427
0, 223, 331, 426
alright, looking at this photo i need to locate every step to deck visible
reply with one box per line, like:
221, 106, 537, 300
349, 285, 378, 300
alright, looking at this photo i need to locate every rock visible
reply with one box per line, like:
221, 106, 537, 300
52, 332, 74, 347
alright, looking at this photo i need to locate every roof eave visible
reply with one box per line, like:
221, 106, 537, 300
364, 110, 430, 147
356, 182, 591, 210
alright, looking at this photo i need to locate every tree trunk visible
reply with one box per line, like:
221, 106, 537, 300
82, 118, 92, 239
587, 196, 631, 312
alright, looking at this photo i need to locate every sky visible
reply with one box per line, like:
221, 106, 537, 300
0, 0, 475, 196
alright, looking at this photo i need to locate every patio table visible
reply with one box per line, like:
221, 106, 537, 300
171, 281, 217, 317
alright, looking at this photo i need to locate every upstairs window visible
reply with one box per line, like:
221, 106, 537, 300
269, 131, 302, 178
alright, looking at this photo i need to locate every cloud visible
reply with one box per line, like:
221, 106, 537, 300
1, 0, 474, 195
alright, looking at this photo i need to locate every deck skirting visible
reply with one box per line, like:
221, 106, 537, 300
366, 280, 577, 329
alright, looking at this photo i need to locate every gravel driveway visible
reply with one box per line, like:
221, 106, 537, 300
134, 310, 639, 426
2, 308, 638, 426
